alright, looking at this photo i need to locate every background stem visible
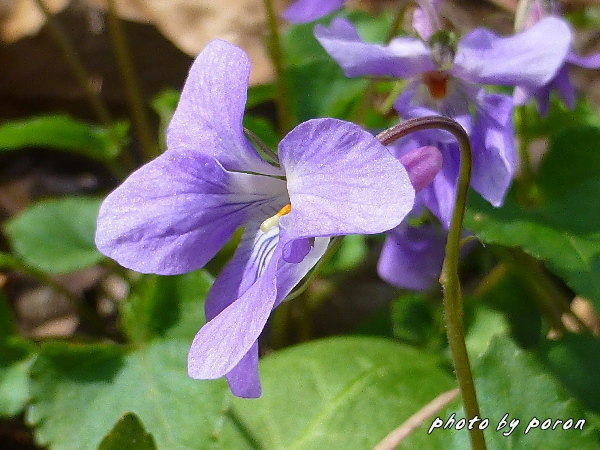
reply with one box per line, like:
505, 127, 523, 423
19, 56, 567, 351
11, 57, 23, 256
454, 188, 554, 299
106, 0, 159, 161
32, 0, 112, 126
263, 0, 294, 133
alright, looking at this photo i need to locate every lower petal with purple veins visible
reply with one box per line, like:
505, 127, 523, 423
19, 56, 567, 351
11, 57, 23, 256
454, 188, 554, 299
190, 224, 328, 396
188, 243, 280, 381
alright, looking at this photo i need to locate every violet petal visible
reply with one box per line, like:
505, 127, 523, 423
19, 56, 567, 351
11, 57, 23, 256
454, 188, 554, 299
378, 224, 446, 291
470, 92, 516, 207
226, 343, 261, 398
452, 17, 571, 88
282, 0, 345, 23
315, 18, 435, 78
167, 39, 282, 176
95, 152, 284, 275
279, 118, 415, 239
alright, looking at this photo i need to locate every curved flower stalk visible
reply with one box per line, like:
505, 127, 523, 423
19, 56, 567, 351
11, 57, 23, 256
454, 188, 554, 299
315, 13, 571, 226
95, 40, 417, 398
282, 0, 346, 23
380, 132, 484, 290
513, 0, 600, 114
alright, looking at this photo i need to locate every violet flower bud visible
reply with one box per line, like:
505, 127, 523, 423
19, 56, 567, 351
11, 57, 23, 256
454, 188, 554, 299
400, 145, 443, 192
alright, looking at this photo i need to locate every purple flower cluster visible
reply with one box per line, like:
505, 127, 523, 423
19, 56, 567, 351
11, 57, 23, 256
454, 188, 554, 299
513, 0, 600, 114
313, 1, 573, 289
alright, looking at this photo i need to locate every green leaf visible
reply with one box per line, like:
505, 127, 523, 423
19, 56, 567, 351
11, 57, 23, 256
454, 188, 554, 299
537, 333, 600, 414
4, 197, 103, 274
98, 413, 157, 450
445, 337, 600, 448
537, 127, 600, 199
243, 115, 279, 150
0, 291, 36, 418
0, 290, 17, 339
390, 293, 440, 346
27, 340, 249, 450
282, 12, 393, 122
517, 98, 600, 140
322, 234, 367, 275
120, 271, 212, 344
466, 127, 600, 310
0, 251, 20, 271
0, 337, 35, 417
246, 84, 274, 109
0, 115, 127, 161
151, 90, 179, 151
287, 61, 368, 122
474, 271, 542, 348
225, 337, 455, 449
464, 303, 509, 358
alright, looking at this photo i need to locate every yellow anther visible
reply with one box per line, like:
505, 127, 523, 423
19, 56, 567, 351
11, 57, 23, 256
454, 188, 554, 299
260, 203, 292, 233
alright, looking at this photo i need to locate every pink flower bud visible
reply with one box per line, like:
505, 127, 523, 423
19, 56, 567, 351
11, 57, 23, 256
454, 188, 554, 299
400, 145, 443, 192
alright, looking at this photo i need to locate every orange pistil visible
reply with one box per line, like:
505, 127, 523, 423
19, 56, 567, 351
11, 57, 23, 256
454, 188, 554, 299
424, 71, 450, 99
276, 203, 292, 217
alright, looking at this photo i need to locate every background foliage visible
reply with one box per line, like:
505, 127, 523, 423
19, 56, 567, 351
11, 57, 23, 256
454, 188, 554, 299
0, 1, 599, 449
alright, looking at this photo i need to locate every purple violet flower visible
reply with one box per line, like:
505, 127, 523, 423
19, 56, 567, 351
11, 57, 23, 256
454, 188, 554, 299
282, 0, 346, 23
378, 222, 447, 291
315, 15, 571, 226
513, 0, 600, 114
95, 39, 416, 398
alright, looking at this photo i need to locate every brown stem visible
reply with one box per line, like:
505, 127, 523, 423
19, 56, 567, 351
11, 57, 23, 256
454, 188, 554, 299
32, 0, 112, 125
374, 388, 460, 450
106, 0, 159, 161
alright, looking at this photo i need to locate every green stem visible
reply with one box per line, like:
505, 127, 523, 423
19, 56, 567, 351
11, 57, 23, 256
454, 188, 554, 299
378, 116, 486, 450
516, 106, 535, 188
32, 0, 112, 126
351, 2, 408, 124
106, 0, 159, 161
263, 0, 293, 133
472, 263, 509, 299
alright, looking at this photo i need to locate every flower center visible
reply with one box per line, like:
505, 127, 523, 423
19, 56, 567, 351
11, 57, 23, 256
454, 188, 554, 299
424, 71, 449, 99
260, 203, 292, 232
